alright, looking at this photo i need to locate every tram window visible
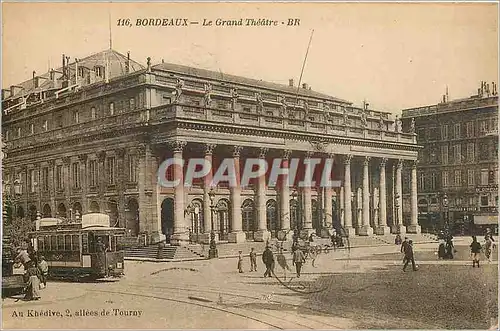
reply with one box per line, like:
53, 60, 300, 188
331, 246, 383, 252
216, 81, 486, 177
37, 237, 45, 251
57, 235, 64, 251
110, 236, 116, 251
116, 236, 124, 251
51, 236, 57, 251
64, 235, 71, 251
45, 236, 50, 250
71, 235, 79, 251
82, 234, 89, 254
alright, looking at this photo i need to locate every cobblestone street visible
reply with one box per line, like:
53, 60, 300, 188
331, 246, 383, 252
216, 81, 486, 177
2, 241, 498, 329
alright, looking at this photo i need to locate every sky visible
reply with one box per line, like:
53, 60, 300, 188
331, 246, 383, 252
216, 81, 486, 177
2, 2, 498, 113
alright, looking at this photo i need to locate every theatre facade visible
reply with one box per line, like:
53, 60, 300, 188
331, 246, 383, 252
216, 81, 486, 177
1, 49, 421, 245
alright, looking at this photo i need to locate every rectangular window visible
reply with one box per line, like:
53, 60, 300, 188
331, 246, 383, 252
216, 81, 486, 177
51, 236, 57, 251
17, 127, 21, 138
442, 171, 449, 187
418, 173, 425, 191
467, 169, 475, 186
43, 120, 48, 131
37, 237, 45, 251
453, 144, 461, 164
56, 115, 63, 128
454, 123, 461, 139
56, 165, 64, 190
74, 111, 79, 124
71, 235, 79, 251
441, 125, 448, 140
466, 122, 474, 138
42, 167, 49, 191
128, 155, 137, 183
481, 196, 489, 206
481, 169, 489, 185
454, 170, 461, 186
430, 172, 437, 190
72, 162, 80, 188
29, 169, 36, 193
441, 145, 448, 164
82, 234, 89, 254
91, 107, 97, 120
467, 143, 475, 162
107, 157, 116, 185
109, 102, 115, 116
89, 159, 98, 187
30, 123, 34, 135
57, 235, 64, 251
130, 98, 135, 111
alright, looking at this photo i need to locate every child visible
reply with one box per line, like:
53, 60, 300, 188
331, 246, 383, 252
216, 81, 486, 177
37, 256, 49, 287
237, 250, 243, 273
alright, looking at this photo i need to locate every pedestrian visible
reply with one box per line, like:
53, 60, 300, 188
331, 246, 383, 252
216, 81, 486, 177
403, 240, 418, 272
484, 236, 493, 263
395, 234, 402, 245
445, 237, 455, 259
23, 264, 41, 301
401, 237, 409, 264
438, 239, 446, 259
262, 245, 274, 278
292, 247, 306, 278
237, 250, 243, 273
470, 236, 482, 268
14, 247, 32, 269
37, 256, 49, 287
249, 248, 257, 272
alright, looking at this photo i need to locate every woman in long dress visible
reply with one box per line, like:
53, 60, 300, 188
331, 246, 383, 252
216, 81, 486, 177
24, 263, 41, 301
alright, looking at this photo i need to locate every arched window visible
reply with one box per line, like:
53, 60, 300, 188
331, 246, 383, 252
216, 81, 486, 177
89, 201, 100, 213
241, 199, 255, 240
290, 199, 299, 230
266, 199, 278, 237
189, 199, 204, 236
216, 199, 230, 240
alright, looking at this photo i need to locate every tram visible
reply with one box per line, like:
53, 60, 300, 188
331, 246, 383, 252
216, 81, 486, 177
28, 213, 126, 280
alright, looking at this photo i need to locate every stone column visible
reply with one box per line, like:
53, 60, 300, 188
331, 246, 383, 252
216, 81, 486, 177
358, 156, 373, 236
280, 150, 292, 233
255, 147, 270, 242
324, 154, 334, 228
343, 155, 355, 236
376, 158, 391, 235
171, 140, 188, 245
302, 152, 314, 237
78, 154, 88, 213
407, 160, 421, 233
201, 143, 216, 244
392, 159, 406, 235
228, 145, 246, 243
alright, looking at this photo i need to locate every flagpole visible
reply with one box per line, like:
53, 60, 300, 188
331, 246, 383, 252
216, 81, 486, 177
295, 29, 315, 102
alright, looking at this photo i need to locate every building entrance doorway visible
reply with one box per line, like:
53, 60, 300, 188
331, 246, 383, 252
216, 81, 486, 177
161, 198, 174, 243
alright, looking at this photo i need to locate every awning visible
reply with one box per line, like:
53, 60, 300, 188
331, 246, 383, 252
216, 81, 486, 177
473, 215, 498, 225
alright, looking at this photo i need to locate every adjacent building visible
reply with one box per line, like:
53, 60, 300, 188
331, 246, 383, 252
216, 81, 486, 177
401, 82, 498, 233
2, 48, 420, 245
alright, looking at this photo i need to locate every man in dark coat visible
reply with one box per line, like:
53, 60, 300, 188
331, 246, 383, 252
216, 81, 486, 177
400, 237, 409, 264
403, 240, 418, 272
262, 246, 274, 278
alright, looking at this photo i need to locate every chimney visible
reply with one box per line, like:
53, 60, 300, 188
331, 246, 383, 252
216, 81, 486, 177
66, 56, 70, 79
478, 88, 481, 97
75, 58, 79, 84
126, 51, 130, 74
302, 83, 308, 89
33, 71, 39, 88
289, 79, 294, 87
62, 54, 66, 79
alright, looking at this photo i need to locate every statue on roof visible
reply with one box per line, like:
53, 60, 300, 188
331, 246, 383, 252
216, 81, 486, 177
278, 95, 288, 118
204, 83, 212, 107
324, 103, 331, 112
303, 99, 309, 117
174, 78, 184, 102
410, 118, 416, 133
395, 115, 402, 133
379, 113, 385, 130
255, 92, 263, 114
147, 57, 151, 72
343, 107, 349, 125
361, 111, 368, 128
231, 88, 239, 110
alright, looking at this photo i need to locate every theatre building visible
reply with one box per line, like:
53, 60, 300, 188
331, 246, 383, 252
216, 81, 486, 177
401, 83, 498, 234
2, 48, 420, 245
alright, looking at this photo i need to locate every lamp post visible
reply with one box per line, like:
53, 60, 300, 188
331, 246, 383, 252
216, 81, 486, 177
442, 193, 449, 230
208, 188, 218, 259
291, 189, 298, 231
395, 193, 400, 233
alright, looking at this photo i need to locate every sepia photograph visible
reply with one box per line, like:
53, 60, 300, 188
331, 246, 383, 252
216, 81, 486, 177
1, 2, 498, 329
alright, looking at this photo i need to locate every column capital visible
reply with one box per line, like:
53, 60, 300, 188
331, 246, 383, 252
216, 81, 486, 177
343, 154, 353, 165
204, 143, 216, 155
62, 156, 71, 165
233, 145, 243, 157
136, 144, 147, 156
305, 151, 315, 158
410, 159, 418, 169
259, 147, 268, 159
116, 148, 126, 159
379, 157, 388, 168
282, 149, 292, 160
396, 159, 404, 169
97, 151, 107, 162
48, 160, 55, 167
363, 156, 371, 166
170, 140, 187, 153
78, 154, 88, 163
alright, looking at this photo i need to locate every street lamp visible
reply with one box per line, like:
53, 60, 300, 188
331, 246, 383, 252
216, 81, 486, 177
442, 193, 449, 230
208, 188, 218, 259
395, 193, 400, 232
